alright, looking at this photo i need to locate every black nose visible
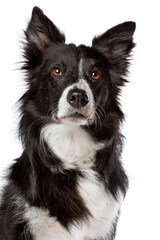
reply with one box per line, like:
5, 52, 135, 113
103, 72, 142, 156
67, 89, 89, 108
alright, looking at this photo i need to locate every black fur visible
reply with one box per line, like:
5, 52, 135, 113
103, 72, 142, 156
0, 6, 135, 240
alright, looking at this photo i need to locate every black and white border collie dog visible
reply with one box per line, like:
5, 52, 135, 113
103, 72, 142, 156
0, 6, 135, 240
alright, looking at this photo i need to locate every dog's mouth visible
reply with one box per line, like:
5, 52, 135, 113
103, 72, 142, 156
68, 113, 85, 119
57, 112, 93, 125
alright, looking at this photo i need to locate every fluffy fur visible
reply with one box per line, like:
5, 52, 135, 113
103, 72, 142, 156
0, 6, 135, 240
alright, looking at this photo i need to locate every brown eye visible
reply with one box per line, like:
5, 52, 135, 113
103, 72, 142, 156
92, 71, 100, 80
52, 67, 62, 76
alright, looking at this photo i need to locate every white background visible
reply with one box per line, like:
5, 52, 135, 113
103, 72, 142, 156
0, 0, 160, 239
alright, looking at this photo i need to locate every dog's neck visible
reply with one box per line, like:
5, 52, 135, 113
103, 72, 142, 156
41, 123, 105, 170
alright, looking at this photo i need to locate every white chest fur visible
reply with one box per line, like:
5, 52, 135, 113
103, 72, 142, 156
25, 123, 123, 239
77, 169, 122, 239
41, 123, 104, 169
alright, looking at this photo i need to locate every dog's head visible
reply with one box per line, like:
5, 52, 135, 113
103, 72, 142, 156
22, 7, 135, 126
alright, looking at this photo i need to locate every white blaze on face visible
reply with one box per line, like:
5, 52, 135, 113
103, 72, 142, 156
56, 59, 95, 125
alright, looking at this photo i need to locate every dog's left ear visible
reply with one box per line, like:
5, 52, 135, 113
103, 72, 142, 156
92, 22, 136, 84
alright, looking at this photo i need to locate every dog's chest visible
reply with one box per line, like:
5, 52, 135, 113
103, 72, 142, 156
25, 170, 121, 240
27, 123, 121, 239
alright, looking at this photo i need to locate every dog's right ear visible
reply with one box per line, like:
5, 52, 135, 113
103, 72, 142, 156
23, 7, 65, 69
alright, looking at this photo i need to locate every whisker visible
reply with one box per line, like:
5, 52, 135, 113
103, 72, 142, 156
95, 111, 103, 129
93, 112, 98, 130
95, 103, 107, 118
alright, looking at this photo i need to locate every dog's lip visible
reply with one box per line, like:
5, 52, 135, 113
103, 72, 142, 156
57, 112, 93, 124
59, 113, 87, 121
68, 112, 86, 119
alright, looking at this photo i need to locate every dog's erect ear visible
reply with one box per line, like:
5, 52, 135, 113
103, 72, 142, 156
26, 6, 65, 51
23, 7, 65, 70
92, 22, 136, 84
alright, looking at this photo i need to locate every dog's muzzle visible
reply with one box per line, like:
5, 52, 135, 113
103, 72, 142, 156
56, 80, 95, 125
